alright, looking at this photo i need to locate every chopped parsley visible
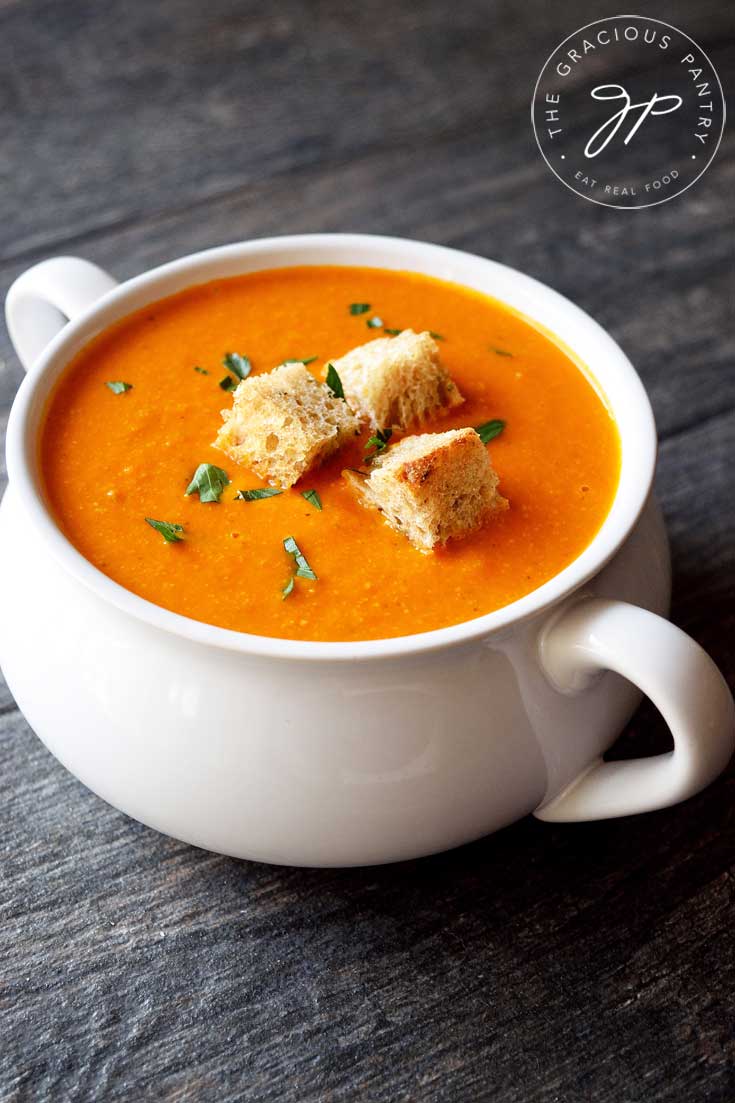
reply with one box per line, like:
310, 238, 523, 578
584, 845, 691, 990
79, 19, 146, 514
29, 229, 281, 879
281, 356, 318, 366
106, 381, 132, 394
185, 463, 230, 503
282, 536, 317, 597
301, 489, 322, 511
325, 363, 345, 399
193, 366, 209, 375
235, 488, 283, 501
490, 346, 513, 357
364, 427, 393, 462
475, 419, 506, 444
223, 352, 252, 380
219, 374, 238, 392
366, 316, 384, 329
429, 331, 445, 341
284, 536, 317, 579
383, 327, 403, 336
145, 518, 184, 543
349, 303, 371, 315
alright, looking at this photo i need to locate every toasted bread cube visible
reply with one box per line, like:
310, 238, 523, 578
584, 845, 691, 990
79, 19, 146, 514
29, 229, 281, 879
344, 428, 507, 551
330, 329, 464, 430
214, 362, 359, 488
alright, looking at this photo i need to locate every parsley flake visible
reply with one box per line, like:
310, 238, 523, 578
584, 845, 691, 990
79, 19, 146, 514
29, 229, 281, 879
366, 316, 384, 329
490, 346, 513, 357
193, 366, 209, 375
106, 381, 132, 394
284, 536, 317, 580
281, 356, 318, 367
364, 427, 393, 463
325, 363, 345, 399
383, 327, 403, 336
223, 352, 252, 380
235, 488, 283, 501
349, 303, 371, 315
282, 536, 318, 597
185, 463, 230, 503
219, 375, 238, 392
301, 489, 322, 511
145, 518, 184, 543
475, 419, 506, 444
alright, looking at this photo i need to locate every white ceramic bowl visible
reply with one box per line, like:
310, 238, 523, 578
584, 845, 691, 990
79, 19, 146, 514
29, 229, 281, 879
1, 235, 732, 866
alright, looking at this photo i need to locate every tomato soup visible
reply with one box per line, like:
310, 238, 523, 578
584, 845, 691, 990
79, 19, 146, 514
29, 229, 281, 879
40, 266, 620, 641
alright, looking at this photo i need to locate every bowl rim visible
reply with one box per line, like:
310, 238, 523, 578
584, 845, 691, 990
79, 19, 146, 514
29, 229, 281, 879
5, 232, 657, 662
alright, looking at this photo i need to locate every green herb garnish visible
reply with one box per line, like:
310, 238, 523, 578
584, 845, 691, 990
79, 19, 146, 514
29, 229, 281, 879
282, 536, 317, 597
490, 346, 513, 357
383, 327, 403, 336
145, 518, 184, 543
193, 366, 209, 375
301, 489, 322, 511
475, 419, 506, 444
281, 356, 318, 366
429, 332, 445, 341
366, 316, 384, 329
219, 375, 238, 392
349, 303, 371, 315
325, 363, 345, 399
284, 536, 317, 579
364, 427, 393, 462
223, 352, 252, 380
235, 488, 284, 501
185, 463, 230, 503
106, 381, 132, 394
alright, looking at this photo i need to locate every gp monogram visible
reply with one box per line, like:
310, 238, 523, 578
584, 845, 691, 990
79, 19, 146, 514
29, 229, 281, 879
583, 87, 683, 160
532, 16, 725, 209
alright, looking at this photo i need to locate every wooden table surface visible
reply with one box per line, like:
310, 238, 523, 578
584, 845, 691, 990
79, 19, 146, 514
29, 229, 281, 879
1, 1, 733, 1099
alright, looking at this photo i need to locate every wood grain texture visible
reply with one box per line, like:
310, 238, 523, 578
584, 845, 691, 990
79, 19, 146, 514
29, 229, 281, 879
0, 0, 733, 1099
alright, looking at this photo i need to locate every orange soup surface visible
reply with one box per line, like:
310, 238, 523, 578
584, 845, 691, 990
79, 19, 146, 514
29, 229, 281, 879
40, 266, 620, 641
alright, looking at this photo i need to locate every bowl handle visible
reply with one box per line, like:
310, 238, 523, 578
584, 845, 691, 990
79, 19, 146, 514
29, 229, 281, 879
536, 597, 734, 821
5, 256, 118, 371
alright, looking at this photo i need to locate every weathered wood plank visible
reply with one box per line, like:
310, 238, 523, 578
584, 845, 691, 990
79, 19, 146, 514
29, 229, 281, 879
0, 0, 730, 262
1, 759, 733, 1103
0, 128, 733, 453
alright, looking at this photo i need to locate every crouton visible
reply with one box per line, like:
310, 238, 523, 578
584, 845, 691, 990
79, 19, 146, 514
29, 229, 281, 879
344, 427, 507, 551
214, 362, 359, 488
329, 329, 464, 431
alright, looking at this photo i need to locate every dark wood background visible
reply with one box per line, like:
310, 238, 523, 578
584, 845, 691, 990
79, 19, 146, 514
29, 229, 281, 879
1, 1, 733, 1099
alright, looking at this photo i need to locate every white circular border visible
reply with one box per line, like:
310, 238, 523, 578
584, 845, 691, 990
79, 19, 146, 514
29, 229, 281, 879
531, 14, 726, 210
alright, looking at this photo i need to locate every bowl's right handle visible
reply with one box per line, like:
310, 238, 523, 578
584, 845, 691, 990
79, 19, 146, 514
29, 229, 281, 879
536, 597, 734, 821
5, 256, 118, 371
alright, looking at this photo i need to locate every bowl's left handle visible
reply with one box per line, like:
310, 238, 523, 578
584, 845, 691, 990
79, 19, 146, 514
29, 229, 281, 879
5, 257, 118, 371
